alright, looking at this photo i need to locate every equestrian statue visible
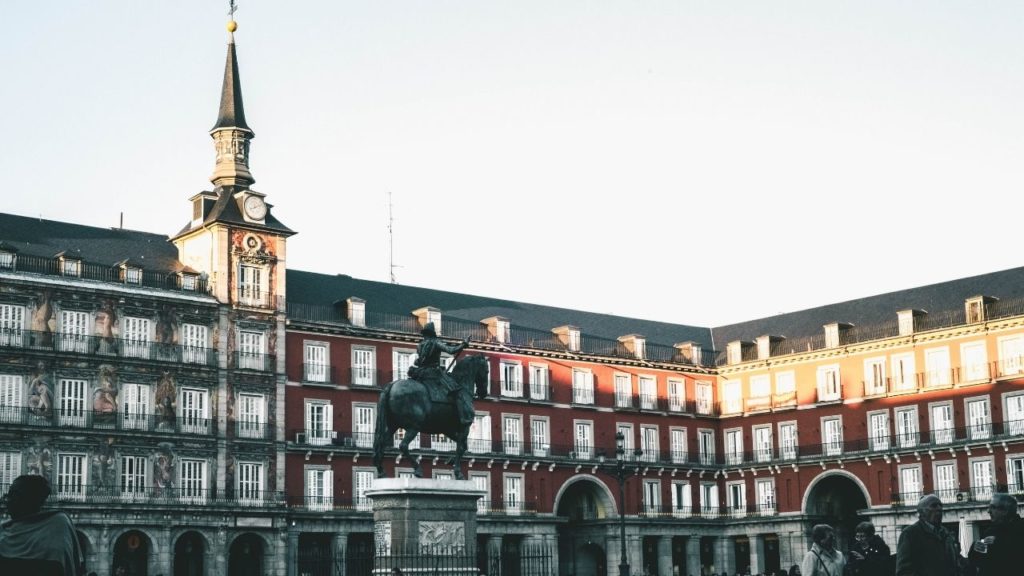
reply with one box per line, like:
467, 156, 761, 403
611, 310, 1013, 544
372, 323, 489, 479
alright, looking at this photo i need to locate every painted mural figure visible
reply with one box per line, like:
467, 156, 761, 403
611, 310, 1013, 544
153, 444, 174, 497
93, 365, 118, 423
27, 362, 53, 419
92, 300, 117, 354
408, 322, 473, 426
25, 441, 52, 479
29, 290, 54, 348
155, 372, 177, 431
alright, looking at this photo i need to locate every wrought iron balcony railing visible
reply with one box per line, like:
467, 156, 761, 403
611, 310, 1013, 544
0, 406, 217, 436
38, 485, 285, 507
0, 253, 210, 294
0, 328, 218, 366
233, 351, 275, 372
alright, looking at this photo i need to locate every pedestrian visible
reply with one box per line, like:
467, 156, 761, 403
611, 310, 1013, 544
789, 564, 801, 576
801, 524, 845, 576
0, 474, 85, 575
967, 492, 1024, 575
847, 521, 891, 575
896, 494, 960, 576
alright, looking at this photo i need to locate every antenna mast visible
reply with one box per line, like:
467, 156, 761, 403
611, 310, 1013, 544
388, 191, 398, 284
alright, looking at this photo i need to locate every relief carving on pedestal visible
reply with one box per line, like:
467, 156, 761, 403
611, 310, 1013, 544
418, 521, 465, 552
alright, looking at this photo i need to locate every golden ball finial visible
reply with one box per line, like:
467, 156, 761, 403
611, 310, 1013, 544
227, 20, 238, 33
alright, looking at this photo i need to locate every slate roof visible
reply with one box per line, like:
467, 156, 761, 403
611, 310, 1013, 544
172, 186, 295, 239
710, 266, 1024, 346
0, 212, 184, 271
212, 40, 251, 133
285, 269, 715, 349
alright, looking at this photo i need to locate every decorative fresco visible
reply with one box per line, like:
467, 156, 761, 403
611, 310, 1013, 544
155, 371, 177, 432
92, 299, 118, 354
153, 442, 175, 496
25, 437, 52, 478
91, 438, 116, 493
93, 364, 119, 424
29, 289, 54, 347
27, 360, 53, 419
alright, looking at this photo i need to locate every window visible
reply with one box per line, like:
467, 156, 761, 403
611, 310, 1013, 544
57, 454, 86, 501
307, 468, 333, 511
971, 459, 994, 499
727, 481, 746, 517
574, 421, 593, 459
892, 353, 916, 391
671, 481, 691, 517
614, 374, 632, 408
122, 266, 142, 285
934, 462, 957, 503
503, 415, 522, 455
698, 429, 715, 465
817, 365, 841, 401
898, 311, 916, 336
643, 479, 661, 514
121, 317, 151, 358
119, 455, 146, 500
899, 465, 922, 503
306, 401, 333, 445
930, 403, 953, 445
180, 274, 198, 291
354, 469, 375, 511
393, 349, 416, 381
868, 411, 890, 451
236, 462, 264, 505
753, 426, 772, 462
1006, 393, 1024, 436
775, 372, 796, 396
0, 452, 22, 489
179, 458, 207, 503
393, 427, 420, 450
924, 347, 951, 387
471, 472, 490, 513
353, 404, 375, 448
695, 381, 713, 415
530, 417, 550, 457
0, 304, 25, 347
238, 331, 265, 370
670, 428, 687, 464
724, 429, 743, 465
778, 422, 797, 460
60, 258, 81, 277
639, 375, 657, 410
1007, 455, 1024, 493
469, 412, 492, 453
304, 342, 329, 383
430, 434, 455, 452
352, 347, 376, 386
120, 383, 150, 431
500, 362, 523, 398
492, 319, 510, 344
180, 388, 209, 434
181, 323, 208, 364
668, 379, 685, 412
864, 357, 887, 395
0, 250, 15, 270
426, 310, 442, 334
896, 407, 918, 448
700, 483, 719, 515
433, 471, 455, 481
617, 424, 634, 461
58, 378, 87, 427
238, 263, 266, 306
749, 375, 770, 410
504, 474, 523, 515
567, 329, 580, 352
60, 310, 89, 353
961, 341, 989, 383
966, 398, 991, 440
349, 300, 366, 327
572, 369, 594, 404
822, 417, 843, 456
640, 426, 659, 463
998, 335, 1024, 376
238, 393, 265, 439
722, 380, 742, 414
529, 364, 549, 400
755, 479, 776, 515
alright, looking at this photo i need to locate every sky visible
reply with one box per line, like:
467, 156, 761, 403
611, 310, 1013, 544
2, 1, 1023, 329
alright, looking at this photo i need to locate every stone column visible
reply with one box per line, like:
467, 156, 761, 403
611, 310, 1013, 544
488, 534, 504, 575
543, 533, 559, 576
685, 536, 702, 576
657, 536, 673, 576
333, 532, 348, 576
630, 534, 643, 575
215, 527, 228, 576
286, 527, 299, 576
97, 524, 111, 576
713, 536, 735, 576
606, 533, 623, 575
159, 524, 172, 572
750, 535, 765, 575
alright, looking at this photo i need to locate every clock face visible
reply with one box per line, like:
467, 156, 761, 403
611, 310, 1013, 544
244, 195, 267, 220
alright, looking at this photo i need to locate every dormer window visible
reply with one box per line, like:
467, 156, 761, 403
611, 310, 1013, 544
414, 307, 442, 335
0, 250, 15, 271
180, 273, 199, 291
60, 257, 81, 277
965, 296, 994, 324
675, 341, 702, 365
552, 326, 581, 352
568, 329, 580, 352
427, 310, 441, 332
347, 298, 366, 328
482, 316, 510, 344
618, 334, 646, 360
727, 341, 742, 365
898, 310, 924, 336
122, 266, 143, 285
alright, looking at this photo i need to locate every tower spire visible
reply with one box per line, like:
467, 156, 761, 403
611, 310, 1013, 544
210, 6, 255, 188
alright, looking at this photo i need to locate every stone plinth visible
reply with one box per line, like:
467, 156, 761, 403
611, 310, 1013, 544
366, 477, 485, 554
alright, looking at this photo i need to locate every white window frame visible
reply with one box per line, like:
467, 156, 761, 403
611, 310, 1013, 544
572, 369, 594, 405
749, 374, 770, 409
775, 371, 796, 396
899, 464, 923, 503
1005, 392, 1024, 437
643, 479, 661, 514
614, 373, 632, 408
617, 423, 634, 461
179, 387, 209, 434
392, 348, 417, 381
640, 425, 659, 463
700, 482, 719, 516
119, 455, 147, 501
237, 461, 265, 505
304, 341, 329, 383
0, 452, 22, 489
755, 478, 776, 515
698, 429, 715, 465
929, 402, 954, 445
669, 427, 687, 464
237, 330, 266, 370
502, 414, 523, 455
998, 335, 1024, 376
970, 457, 995, 500
469, 412, 492, 453
924, 346, 952, 387
1006, 454, 1024, 494
528, 363, 549, 400
179, 458, 207, 504
56, 453, 87, 501
753, 425, 773, 463
530, 416, 550, 457
961, 341, 989, 383
352, 346, 376, 386
122, 316, 151, 359
724, 428, 743, 465
722, 380, 742, 414
0, 304, 25, 347
354, 468, 375, 511
726, 480, 747, 517
864, 357, 887, 395
470, 472, 490, 513
238, 393, 266, 439
671, 481, 691, 518
59, 310, 89, 353
822, 416, 843, 456
504, 473, 524, 515
306, 467, 333, 511
500, 361, 523, 398
353, 403, 376, 448
306, 400, 334, 446
238, 263, 266, 306
574, 420, 593, 459
667, 378, 685, 412
181, 323, 208, 365
778, 421, 797, 460
895, 406, 919, 448
933, 460, 958, 503
966, 396, 991, 440
58, 378, 87, 427
120, 382, 150, 431
892, 352, 917, 391
695, 381, 713, 415
868, 410, 890, 451
816, 365, 841, 402
638, 375, 657, 410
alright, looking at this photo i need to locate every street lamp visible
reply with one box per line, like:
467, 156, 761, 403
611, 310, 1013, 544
615, 431, 642, 576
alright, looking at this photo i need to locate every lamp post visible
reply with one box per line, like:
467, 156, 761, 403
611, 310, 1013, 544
614, 431, 642, 576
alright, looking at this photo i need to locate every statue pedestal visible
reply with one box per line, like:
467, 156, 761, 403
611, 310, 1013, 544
366, 477, 484, 574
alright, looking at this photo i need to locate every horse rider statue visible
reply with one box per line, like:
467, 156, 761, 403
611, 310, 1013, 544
407, 322, 475, 426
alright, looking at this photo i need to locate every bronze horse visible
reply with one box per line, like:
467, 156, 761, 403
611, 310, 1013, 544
372, 354, 490, 479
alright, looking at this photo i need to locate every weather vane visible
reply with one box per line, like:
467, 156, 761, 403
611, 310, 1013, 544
228, 0, 238, 18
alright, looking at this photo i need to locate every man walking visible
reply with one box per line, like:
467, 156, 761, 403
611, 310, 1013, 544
896, 494, 961, 576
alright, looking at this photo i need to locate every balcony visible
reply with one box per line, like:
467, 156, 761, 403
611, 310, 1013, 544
637, 502, 778, 520
614, 393, 636, 409
236, 287, 272, 308
0, 406, 216, 436
744, 395, 771, 412
50, 485, 283, 507
0, 328, 218, 366
528, 382, 551, 402
0, 253, 210, 294
476, 499, 537, 516
234, 351, 275, 372
891, 486, 998, 508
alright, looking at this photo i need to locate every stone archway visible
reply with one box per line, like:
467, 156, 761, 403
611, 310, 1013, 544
228, 533, 266, 576
553, 474, 616, 520
173, 531, 207, 576
113, 529, 154, 576
803, 471, 871, 553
